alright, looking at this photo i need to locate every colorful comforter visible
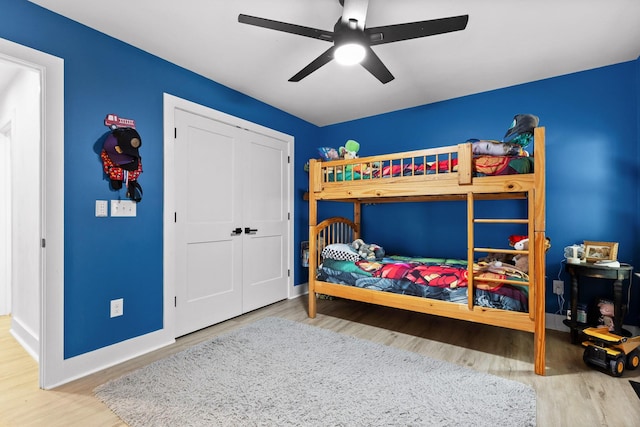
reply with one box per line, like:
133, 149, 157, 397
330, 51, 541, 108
317, 254, 528, 312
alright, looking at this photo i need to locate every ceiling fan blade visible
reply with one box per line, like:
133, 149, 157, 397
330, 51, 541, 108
238, 14, 334, 42
289, 46, 337, 82
360, 47, 394, 84
341, 0, 369, 31
366, 15, 469, 46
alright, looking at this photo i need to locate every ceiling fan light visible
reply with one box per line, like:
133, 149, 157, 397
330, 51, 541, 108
334, 43, 366, 65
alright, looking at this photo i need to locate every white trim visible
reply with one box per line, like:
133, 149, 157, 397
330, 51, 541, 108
163, 93, 295, 338
545, 313, 570, 332
0, 119, 12, 316
289, 282, 308, 299
0, 37, 62, 389
9, 315, 39, 361
41, 329, 174, 389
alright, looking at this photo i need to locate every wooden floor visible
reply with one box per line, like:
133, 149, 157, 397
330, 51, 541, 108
2, 297, 639, 426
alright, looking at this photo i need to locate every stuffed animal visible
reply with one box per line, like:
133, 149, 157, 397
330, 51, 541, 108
478, 252, 515, 266
339, 139, 360, 159
511, 237, 531, 273
352, 239, 385, 261
478, 235, 524, 266
511, 235, 552, 273
597, 299, 615, 331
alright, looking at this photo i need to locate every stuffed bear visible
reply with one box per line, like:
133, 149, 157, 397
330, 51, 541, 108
352, 239, 385, 261
511, 236, 552, 273
513, 238, 530, 273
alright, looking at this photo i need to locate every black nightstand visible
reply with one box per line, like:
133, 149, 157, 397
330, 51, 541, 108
563, 262, 633, 344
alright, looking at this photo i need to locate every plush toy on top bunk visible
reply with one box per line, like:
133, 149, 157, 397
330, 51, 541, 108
468, 114, 540, 157
339, 139, 360, 159
317, 139, 361, 161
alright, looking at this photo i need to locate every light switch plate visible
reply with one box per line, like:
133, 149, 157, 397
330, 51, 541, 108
95, 200, 108, 217
111, 200, 137, 217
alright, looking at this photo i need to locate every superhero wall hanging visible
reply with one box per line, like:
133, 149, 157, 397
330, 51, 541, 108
101, 114, 143, 202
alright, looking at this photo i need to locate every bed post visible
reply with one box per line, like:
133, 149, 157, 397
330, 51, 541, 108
353, 201, 361, 239
308, 159, 319, 318
466, 191, 475, 311
533, 127, 546, 375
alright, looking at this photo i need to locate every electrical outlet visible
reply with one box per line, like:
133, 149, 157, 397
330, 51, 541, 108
110, 298, 124, 318
553, 280, 564, 295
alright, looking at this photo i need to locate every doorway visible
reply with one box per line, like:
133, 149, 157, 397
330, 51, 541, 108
0, 58, 41, 359
0, 37, 64, 389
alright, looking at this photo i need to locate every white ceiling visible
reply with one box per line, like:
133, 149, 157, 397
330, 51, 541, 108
28, 0, 640, 126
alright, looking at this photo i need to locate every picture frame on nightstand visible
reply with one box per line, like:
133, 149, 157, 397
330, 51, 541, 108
583, 241, 618, 263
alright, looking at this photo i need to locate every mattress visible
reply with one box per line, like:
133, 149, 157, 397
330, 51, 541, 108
317, 251, 529, 312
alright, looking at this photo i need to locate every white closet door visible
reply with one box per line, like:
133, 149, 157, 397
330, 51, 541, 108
242, 132, 289, 312
173, 108, 289, 337
174, 109, 243, 337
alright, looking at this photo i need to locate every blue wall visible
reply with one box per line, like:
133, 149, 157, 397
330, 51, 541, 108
2, 0, 639, 359
1, 1, 318, 358
309, 60, 640, 325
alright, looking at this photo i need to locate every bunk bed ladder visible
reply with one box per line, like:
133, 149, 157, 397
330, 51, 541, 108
467, 192, 535, 316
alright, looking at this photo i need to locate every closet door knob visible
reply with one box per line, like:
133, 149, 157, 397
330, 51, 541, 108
245, 227, 258, 235
231, 227, 243, 236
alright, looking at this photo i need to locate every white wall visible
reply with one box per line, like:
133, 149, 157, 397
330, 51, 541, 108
0, 66, 41, 359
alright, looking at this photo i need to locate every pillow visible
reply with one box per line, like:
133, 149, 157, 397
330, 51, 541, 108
318, 147, 339, 161
321, 243, 360, 262
469, 139, 525, 157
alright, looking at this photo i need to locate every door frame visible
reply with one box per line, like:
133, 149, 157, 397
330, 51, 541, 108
0, 37, 64, 389
0, 120, 12, 316
163, 93, 294, 338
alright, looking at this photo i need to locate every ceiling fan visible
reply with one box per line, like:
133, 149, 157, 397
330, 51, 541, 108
238, 0, 468, 84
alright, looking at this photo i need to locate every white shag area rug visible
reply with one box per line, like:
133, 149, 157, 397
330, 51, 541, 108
94, 317, 535, 426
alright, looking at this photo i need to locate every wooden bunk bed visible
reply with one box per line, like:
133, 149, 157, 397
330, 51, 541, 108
307, 127, 546, 375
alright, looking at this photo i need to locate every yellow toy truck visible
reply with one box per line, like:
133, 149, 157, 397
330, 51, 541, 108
582, 327, 640, 377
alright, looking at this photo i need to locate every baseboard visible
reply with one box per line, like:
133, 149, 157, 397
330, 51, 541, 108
43, 329, 175, 389
10, 316, 39, 362
289, 282, 308, 299
545, 313, 570, 332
